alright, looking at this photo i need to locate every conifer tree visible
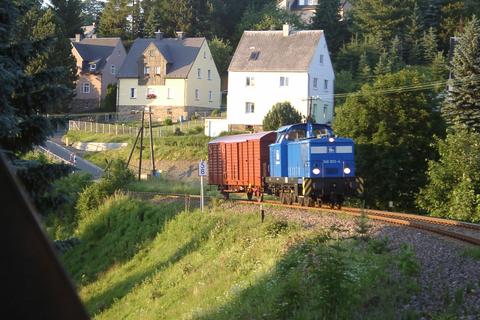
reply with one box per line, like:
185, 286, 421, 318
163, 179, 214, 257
98, 0, 130, 38
422, 27, 438, 63
49, 0, 83, 37
442, 16, 480, 131
405, 2, 424, 64
357, 52, 372, 83
144, 0, 165, 37
310, 0, 348, 54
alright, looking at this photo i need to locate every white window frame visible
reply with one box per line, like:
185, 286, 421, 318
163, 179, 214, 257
319, 54, 324, 64
197, 68, 201, 79
82, 82, 90, 94
280, 76, 289, 87
130, 88, 137, 99
195, 89, 199, 100
246, 76, 255, 86
155, 66, 161, 75
323, 104, 328, 119
167, 87, 173, 99
208, 91, 213, 102
89, 63, 96, 71
147, 88, 155, 98
208, 69, 211, 80
111, 65, 116, 75
144, 66, 150, 75
313, 77, 318, 89
245, 102, 255, 113
324, 79, 328, 90
203, 51, 207, 59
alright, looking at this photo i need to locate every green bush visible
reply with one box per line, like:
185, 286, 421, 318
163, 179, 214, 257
164, 118, 173, 126
77, 159, 134, 214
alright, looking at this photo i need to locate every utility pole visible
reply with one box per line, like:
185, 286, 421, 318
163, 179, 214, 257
138, 109, 145, 181
148, 107, 156, 176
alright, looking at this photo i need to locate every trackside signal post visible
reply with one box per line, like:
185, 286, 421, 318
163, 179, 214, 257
198, 160, 207, 212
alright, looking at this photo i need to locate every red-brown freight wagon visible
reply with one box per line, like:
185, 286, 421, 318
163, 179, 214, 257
208, 132, 276, 199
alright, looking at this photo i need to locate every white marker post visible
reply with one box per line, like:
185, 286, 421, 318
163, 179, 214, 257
198, 160, 207, 212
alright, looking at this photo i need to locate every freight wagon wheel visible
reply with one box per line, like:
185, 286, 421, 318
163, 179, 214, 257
247, 191, 253, 201
222, 192, 230, 200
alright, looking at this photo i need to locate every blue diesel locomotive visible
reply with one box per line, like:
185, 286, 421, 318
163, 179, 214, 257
265, 123, 356, 208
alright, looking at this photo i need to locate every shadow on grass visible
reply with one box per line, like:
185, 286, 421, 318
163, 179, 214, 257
63, 199, 184, 286
194, 233, 414, 320
84, 220, 218, 315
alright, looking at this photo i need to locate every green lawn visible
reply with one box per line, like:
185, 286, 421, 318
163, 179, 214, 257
64, 130, 211, 168
61, 194, 421, 319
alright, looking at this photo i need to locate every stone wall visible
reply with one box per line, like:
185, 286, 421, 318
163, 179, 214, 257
117, 105, 216, 122
70, 98, 100, 112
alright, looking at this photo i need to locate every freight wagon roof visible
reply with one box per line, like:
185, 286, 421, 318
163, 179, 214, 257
209, 131, 275, 144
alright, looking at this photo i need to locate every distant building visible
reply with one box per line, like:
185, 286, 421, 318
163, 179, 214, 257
277, 0, 351, 24
226, 24, 335, 132
116, 31, 221, 122
71, 36, 127, 111
81, 23, 97, 39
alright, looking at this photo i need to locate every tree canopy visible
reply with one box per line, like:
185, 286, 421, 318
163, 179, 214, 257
263, 102, 302, 131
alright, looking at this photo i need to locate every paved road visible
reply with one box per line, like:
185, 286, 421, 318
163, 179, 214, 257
43, 140, 104, 179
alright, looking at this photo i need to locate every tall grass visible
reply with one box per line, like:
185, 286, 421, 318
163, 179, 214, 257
61, 195, 421, 319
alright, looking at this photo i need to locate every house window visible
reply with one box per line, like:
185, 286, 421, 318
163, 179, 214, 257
203, 51, 207, 59
323, 104, 328, 119
246, 76, 255, 86
155, 66, 161, 75
208, 69, 211, 80
313, 77, 318, 89
313, 103, 318, 117
82, 82, 90, 94
280, 76, 289, 87
319, 54, 324, 64
208, 91, 213, 102
90, 64, 96, 71
197, 68, 201, 79
130, 88, 137, 99
167, 88, 174, 99
147, 88, 156, 99
111, 65, 116, 75
144, 66, 150, 75
195, 89, 199, 100
149, 50, 155, 57
324, 79, 328, 90
245, 102, 255, 113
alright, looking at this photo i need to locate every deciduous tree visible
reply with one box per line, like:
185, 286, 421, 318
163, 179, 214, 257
263, 102, 302, 131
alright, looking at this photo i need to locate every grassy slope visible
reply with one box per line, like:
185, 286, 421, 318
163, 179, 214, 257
64, 130, 210, 168
62, 195, 420, 319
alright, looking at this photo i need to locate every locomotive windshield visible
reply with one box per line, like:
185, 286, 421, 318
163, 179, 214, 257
275, 123, 333, 143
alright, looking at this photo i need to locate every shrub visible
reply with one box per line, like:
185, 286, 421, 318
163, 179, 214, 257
164, 118, 173, 126
77, 159, 134, 214
262, 101, 302, 131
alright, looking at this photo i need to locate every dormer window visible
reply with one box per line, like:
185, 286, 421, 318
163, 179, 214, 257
90, 64, 96, 71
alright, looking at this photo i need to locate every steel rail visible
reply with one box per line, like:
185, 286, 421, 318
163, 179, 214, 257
127, 191, 480, 246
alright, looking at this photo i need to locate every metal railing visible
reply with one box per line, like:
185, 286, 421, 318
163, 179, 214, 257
68, 119, 204, 138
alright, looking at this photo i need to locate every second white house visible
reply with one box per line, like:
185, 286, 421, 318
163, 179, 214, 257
226, 24, 334, 131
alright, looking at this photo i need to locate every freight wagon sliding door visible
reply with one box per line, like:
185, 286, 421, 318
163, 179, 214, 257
248, 140, 255, 186
231, 142, 239, 184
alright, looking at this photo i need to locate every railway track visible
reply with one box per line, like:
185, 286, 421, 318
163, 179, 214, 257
128, 191, 480, 246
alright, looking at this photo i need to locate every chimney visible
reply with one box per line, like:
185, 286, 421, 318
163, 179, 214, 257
176, 31, 186, 40
154, 30, 164, 40
283, 24, 290, 37
75, 33, 82, 42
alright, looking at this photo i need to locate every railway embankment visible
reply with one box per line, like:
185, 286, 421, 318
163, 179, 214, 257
57, 193, 480, 319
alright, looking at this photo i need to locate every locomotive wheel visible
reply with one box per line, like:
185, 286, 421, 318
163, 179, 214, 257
316, 199, 322, 208
280, 193, 287, 204
298, 197, 305, 206
287, 194, 293, 205
305, 197, 313, 207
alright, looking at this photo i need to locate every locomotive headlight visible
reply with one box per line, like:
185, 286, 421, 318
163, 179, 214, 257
343, 167, 351, 174
312, 168, 321, 175
328, 137, 335, 143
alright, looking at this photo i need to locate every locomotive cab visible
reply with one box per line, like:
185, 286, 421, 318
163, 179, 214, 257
266, 123, 356, 208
